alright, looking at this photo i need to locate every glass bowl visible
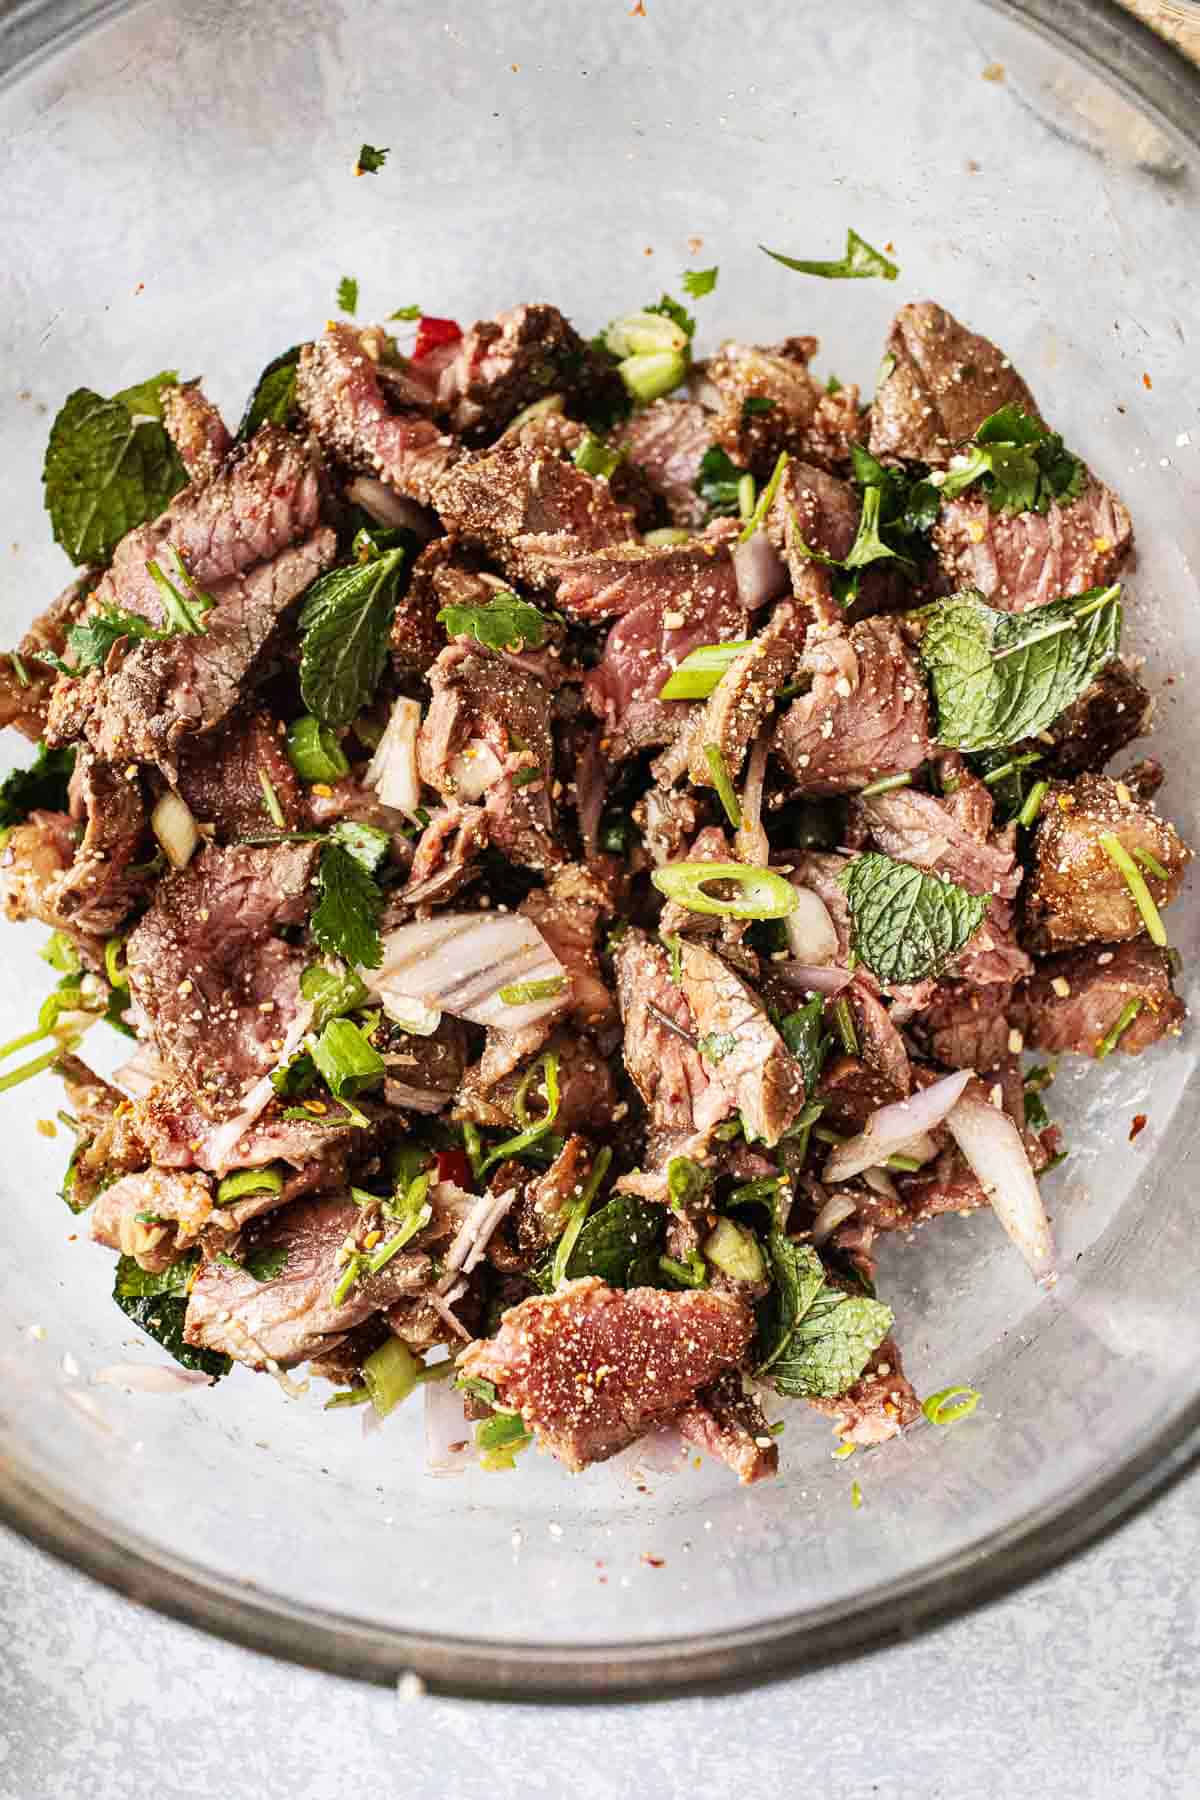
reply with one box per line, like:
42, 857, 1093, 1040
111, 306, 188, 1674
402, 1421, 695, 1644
0, 0, 1197, 1700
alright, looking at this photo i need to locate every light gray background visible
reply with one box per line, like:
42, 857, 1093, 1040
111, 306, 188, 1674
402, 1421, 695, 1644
1, 1473, 1195, 1799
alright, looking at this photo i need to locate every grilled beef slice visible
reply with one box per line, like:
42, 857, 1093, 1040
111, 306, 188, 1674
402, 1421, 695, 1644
296, 323, 460, 505
868, 301, 1041, 465
1024, 774, 1190, 951
934, 475, 1133, 613
161, 381, 233, 485
774, 616, 931, 793
1014, 938, 1185, 1057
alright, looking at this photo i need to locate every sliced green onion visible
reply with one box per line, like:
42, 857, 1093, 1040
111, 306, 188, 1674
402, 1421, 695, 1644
1017, 780, 1049, 828
1099, 832, 1168, 946
702, 1216, 766, 1285
813, 1125, 847, 1146
513, 1052, 558, 1129
573, 433, 624, 480
737, 451, 789, 543
857, 772, 913, 799
287, 715, 350, 784
550, 1144, 613, 1287
104, 934, 129, 990
659, 1250, 708, 1288
1133, 845, 1170, 882
618, 349, 687, 405
216, 1165, 285, 1205
258, 767, 286, 829
462, 1120, 484, 1180
833, 1440, 857, 1459
831, 996, 858, 1056
884, 1153, 923, 1173
1095, 998, 1144, 1060
480, 1051, 562, 1176
310, 1016, 386, 1101
9, 652, 30, 688
703, 744, 742, 828
0, 1039, 79, 1093
41, 932, 81, 976
922, 1384, 982, 1426
497, 976, 566, 1006
362, 1336, 421, 1417
850, 1480, 864, 1510
643, 528, 693, 547
651, 860, 799, 919
324, 1387, 373, 1409
737, 473, 757, 520
658, 641, 753, 701
604, 309, 689, 357
981, 752, 1042, 788
331, 1251, 369, 1307
475, 1410, 533, 1471
300, 962, 370, 1030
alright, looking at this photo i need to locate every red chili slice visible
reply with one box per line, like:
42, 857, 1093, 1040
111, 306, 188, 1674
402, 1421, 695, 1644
435, 1148, 473, 1189
413, 315, 463, 361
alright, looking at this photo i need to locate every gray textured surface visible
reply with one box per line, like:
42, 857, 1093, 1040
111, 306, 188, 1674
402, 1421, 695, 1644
1, 1474, 1196, 1799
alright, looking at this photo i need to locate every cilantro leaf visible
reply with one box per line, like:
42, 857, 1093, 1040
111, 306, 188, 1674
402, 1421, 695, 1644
839, 852, 989, 985
236, 347, 302, 442
113, 1254, 231, 1378
741, 395, 776, 420
920, 584, 1122, 753
437, 591, 549, 652
694, 444, 745, 519
52, 603, 162, 673
389, 304, 422, 321
337, 276, 359, 315
646, 293, 696, 341
937, 405, 1086, 515
0, 742, 75, 830
681, 266, 718, 300
43, 385, 189, 565
355, 143, 389, 174
312, 841, 384, 969
299, 547, 406, 726
756, 1235, 893, 1398
761, 229, 898, 281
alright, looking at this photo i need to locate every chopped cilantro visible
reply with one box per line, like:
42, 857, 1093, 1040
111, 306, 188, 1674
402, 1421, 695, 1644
355, 143, 389, 175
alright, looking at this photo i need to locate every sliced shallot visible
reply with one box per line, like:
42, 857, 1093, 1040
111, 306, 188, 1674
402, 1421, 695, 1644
366, 695, 423, 815
732, 530, 789, 611
775, 961, 853, 996
945, 1089, 1056, 1281
424, 1375, 475, 1475
823, 1069, 972, 1183
345, 474, 434, 537
783, 887, 840, 965
811, 1191, 859, 1244
365, 912, 567, 1033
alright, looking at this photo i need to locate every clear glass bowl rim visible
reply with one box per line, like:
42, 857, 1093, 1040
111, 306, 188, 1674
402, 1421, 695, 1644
0, 0, 1197, 1702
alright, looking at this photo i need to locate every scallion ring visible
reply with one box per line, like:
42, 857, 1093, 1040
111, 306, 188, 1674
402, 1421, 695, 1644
922, 1385, 982, 1427
651, 861, 799, 919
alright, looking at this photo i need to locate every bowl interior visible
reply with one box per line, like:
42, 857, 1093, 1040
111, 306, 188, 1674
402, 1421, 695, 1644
0, 0, 1197, 1695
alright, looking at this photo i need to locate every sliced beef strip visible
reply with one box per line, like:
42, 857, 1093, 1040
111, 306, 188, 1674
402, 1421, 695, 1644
0, 572, 94, 741
417, 641, 562, 869
391, 535, 489, 678
125, 841, 318, 1117
135, 1080, 380, 1177
91, 1166, 214, 1273
184, 1194, 433, 1370
806, 1334, 920, 1445
1016, 658, 1152, 779
53, 528, 338, 775
454, 1028, 617, 1137
853, 778, 1022, 900
1024, 773, 1190, 951
176, 709, 302, 840
765, 461, 912, 631
430, 439, 633, 595
1013, 938, 1185, 1058
395, 804, 488, 909
844, 978, 912, 1094
296, 323, 460, 506
555, 527, 741, 628
379, 1014, 470, 1114
613, 929, 731, 1161
677, 604, 797, 790
915, 980, 1016, 1071
675, 1368, 779, 1483
584, 538, 747, 758
0, 758, 150, 939
435, 302, 625, 442
774, 616, 931, 794
161, 381, 233, 485
613, 397, 712, 529
456, 1276, 753, 1471
677, 938, 806, 1148
701, 338, 823, 476
521, 863, 618, 1035
633, 782, 704, 867
868, 301, 1041, 466
934, 475, 1133, 613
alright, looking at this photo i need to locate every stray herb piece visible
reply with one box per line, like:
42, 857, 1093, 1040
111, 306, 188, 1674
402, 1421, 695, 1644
554, 1193, 663, 1289
694, 444, 747, 520
112, 1254, 230, 1378
934, 404, 1086, 515
236, 347, 302, 441
389, 304, 422, 321
310, 1015, 385, 1102
299, 546, 406, 726
337, 275, 359, 315
703, 744, 742, 828
761, 228, 899, 282
777, 996, 831, 1093
0, 743, 75, 831
666, 1155, 711, 1214
682, 266, 718, 299
355, 143, 389, 174
839, 852, 989, 985
476, 1410, 533, 1471
497, 976, 566, 1005
437, 590, 549, 653
922, 1385, 982, 1426
698, 1031, 738, 1063
311, 841, 384, 969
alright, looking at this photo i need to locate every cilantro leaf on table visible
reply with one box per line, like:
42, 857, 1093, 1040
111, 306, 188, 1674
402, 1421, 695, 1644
935, 404, 1086, 515
756, 1235, 893, 1398
388, 304, 423, 321
437, 590, 549, 652
299, 546, 406, 725
43, 383, 189, 565
920, 584, 1122, 752
337, 275, 359, 315
682, 266, 718, 300
761, 228, 899, 282
839, 852, 990, 986
311, 841, 384, 969
0, 742, 75, 831
236, 346, 302, 442
355, 143, 389, 174
113, 1253, 231, 1379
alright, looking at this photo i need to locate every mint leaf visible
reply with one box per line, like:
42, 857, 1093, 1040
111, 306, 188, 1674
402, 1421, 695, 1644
839, 851, 989, 985
111, 370, 179, 419
355, 144, 389, 174
43, 386, 189, 565
337, 276, 359, 315
311, 841, 384, 969
556, 1194, 664, 1288
756, 1235, 893, 1398
328, 818, 390, 874
921, 585, 1122, 753
0, 742, 75, 830
761, 228, 898, 281
682, 266, 718, 300
437, 591, 549, 652
299, 547, 406, 725
937, 405, 1086, 515
113, 1252, 231, 1378
236, 347, 302, 442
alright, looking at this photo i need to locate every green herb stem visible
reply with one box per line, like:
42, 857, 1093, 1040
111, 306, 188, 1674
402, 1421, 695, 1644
738, 452, 789, 543
658, 640, 752, 701
831, 996, 858, 1056
737, 473, 757, 520
1133, 845, 1170, 882
703, 744, 742, 828
1095, 998, 1145, 1060
1018, 780, 1049, 828
1099, 832, 1169, 946
858, 772, 913, 799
